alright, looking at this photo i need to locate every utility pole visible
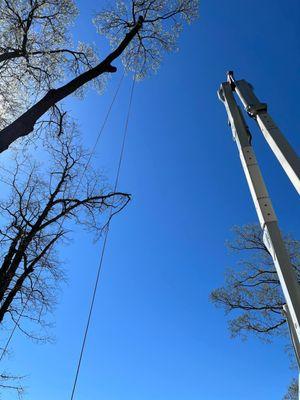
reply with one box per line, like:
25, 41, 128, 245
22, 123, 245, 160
218, 72, 300, 397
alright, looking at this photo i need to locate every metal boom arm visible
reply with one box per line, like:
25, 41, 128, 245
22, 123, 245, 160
227, 72, 300, 195
218, 82, 300, 347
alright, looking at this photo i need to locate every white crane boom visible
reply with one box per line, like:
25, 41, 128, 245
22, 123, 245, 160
227, 72, 300, 195
218, 79, 300, 369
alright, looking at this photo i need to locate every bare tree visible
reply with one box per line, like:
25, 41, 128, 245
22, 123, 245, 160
210, 225, 300, 340
0, 372, 24, 399
284, 379, 298, 400
0, 121, 130, 337
94, 0, 199, 78
210, 225, 300, 400
0, 0, 199, 153
0, 0, 97, 129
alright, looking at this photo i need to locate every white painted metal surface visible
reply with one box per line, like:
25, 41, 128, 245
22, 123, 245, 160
218, 81, 300, 350
227, 73, 300, 195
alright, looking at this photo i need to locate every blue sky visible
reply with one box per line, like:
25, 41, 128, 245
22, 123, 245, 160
2, 0, 300, 399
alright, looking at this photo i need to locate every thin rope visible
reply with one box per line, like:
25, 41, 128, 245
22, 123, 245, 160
0, 72, 125, 363
70, 75, 136, 400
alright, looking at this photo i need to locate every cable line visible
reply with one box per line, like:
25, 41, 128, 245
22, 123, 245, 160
70, 74, 136, 400
0, 72, 125, 363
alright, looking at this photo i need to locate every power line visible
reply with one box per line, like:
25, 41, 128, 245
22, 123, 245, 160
70, 75, 136, 400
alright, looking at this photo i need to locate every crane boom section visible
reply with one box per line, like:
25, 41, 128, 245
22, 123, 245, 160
218, 82, 300, 346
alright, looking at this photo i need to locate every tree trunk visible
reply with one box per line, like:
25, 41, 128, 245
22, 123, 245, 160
0, 266, 33, 323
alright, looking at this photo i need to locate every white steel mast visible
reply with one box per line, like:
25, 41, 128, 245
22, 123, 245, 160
218, 74, 300, 377
227, 71, 300, 195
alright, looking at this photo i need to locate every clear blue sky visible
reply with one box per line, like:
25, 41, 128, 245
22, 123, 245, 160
2, 0, 300, 399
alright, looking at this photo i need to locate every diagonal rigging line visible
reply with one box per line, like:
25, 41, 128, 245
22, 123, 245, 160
69, 74, 136, 400
0, 72, 125, 363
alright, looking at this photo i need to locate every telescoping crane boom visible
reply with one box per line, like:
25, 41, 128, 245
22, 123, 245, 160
226, 72, 300, 195
218, 73, 300, 374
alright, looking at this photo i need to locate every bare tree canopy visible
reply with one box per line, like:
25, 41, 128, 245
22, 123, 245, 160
0, 0, 97, 126
0, 372, 23, 398
210, 225, 300, 340
211, 225, 300, 399
0, 0, 199, 153
284, 379, 298, 400
94, 0, 199, 78
0, 120, 130, 339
